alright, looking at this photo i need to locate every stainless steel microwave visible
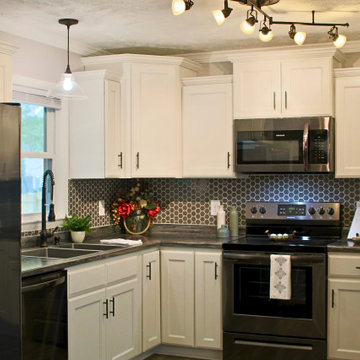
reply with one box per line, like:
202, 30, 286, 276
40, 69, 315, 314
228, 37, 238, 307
234, 117, 334, 173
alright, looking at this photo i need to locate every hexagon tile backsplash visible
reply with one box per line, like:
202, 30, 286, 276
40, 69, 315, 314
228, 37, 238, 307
68, 174, 360, 229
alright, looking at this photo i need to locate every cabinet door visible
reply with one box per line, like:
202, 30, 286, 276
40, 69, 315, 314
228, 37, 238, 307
335, 76, 360, 178
161, 250, 194, 346
131, 63, 181, 177
233, 61, 281, 118
328, 279, 360, 359
182, 81, 234, 177
281, 58, 333, 117
142, 251, 161, 351
105, 80, 125, 178
195, 251, 222, 350
106, 278, 141, 360
68, 288, 106, 360
0, 52, 13, 102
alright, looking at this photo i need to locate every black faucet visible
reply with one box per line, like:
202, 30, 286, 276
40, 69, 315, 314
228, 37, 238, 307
40, 170, 58, 247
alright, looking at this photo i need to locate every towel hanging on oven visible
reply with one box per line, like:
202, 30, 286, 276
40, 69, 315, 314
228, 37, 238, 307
270, 254, 291, 300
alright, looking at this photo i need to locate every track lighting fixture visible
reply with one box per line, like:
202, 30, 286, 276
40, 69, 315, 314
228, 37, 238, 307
259, 18, 273, 42
240, 6, 258, 34
213, 0, 233, 26
172, 0, 194, 16
328, 25, 347, 49
48, 19, 86, 99
288, 24, 306, 46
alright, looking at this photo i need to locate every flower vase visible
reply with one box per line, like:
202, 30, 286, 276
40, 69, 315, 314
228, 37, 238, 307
124, 212, 152, 235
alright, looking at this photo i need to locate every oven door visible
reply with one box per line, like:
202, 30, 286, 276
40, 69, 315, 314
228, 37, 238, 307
223, 251, 326, 339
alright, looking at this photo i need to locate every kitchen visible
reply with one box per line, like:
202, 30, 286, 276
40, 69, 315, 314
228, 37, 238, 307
1, 0, 360, 359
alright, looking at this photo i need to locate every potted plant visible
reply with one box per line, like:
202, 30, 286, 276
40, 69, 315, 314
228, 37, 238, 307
62, 215, 93, 243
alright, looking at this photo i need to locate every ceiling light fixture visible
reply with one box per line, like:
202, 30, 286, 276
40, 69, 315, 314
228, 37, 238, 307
328, 25, 347, 49
240, 6, 258, 34
259, 17, 273, 42
172, 0, 194, 16
288, 24, 306, 46
213, 0, 233, 26
48, 19, 86, 100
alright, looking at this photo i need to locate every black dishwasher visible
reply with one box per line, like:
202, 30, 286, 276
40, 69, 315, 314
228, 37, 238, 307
22, 271, 67, 360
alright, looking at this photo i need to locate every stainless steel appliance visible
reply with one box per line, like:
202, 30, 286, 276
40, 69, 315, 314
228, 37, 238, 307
223, 201, 341, 360
22, 271, 67, 360
0, 103, 21, 359
234, 117, 334, 173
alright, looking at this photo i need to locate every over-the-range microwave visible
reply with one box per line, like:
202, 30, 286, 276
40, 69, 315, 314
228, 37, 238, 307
234, 117, 334, 173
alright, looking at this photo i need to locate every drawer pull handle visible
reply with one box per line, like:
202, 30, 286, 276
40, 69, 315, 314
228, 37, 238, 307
331, 289, 335, 308
118, 152, 123, 168
285, 91, 288, 109
227, 152, 231, 169
356, 267, 360, 269
103, 299, 109, 319
273, 92, 276, 110
215, 262, 219, 280
136, 152, 140, 169
110, 297, 115, 317
146, 262, 152, 280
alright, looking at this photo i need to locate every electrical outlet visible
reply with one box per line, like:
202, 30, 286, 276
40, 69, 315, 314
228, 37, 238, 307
99, 200, 105, 216
210, 200, 221, 216
357, 201, 360, 208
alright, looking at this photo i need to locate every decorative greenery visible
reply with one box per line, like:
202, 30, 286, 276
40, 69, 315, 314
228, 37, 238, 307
62, 215, 94, 233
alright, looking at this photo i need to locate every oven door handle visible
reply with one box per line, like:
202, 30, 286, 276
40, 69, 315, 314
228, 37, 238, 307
223, 252, 325, 265
303, 122, 309, 171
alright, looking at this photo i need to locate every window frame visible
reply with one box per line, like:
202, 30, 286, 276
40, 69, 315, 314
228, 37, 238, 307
13, 75, 69, 231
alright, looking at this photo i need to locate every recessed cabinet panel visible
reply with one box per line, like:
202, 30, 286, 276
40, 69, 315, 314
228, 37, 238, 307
335, 73, 360, 178
233, 61, 281, 118
131, 64, 181, 177
182, 79, 233, 177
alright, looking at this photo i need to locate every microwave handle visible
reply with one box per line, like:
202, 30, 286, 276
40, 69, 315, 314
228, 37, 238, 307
303, 122, 309, 171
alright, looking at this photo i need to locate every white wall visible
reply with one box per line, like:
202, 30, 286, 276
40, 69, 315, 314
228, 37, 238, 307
0, 30, 83, 82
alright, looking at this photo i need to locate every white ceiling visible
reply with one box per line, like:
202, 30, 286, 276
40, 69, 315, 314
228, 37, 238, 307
0, 0, 359, 56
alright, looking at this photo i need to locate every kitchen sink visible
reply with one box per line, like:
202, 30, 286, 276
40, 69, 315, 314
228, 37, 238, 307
59, 243, 128, 251
21, 247, 99, 258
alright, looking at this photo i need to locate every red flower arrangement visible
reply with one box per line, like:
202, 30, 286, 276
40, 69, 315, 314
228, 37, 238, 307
112, 181, 160, 233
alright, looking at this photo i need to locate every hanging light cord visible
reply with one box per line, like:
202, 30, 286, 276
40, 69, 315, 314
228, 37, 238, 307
66, 23, 71, 74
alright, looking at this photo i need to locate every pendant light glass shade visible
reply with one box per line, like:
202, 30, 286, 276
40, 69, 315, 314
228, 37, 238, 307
241, 19, 256, 34
172, 0, 186, 16
294, 31, 306, 45
259, 29, 273, 42
48, 73, 86, 99
333, 34, 347, 48
48, 18, 86, 100
213, 10, 226, 26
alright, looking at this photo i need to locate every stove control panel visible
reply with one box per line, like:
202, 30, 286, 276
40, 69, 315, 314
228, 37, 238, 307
246, 202, 340, 221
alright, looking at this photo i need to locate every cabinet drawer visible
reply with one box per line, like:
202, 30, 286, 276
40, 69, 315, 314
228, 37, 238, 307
107, 255, 138, 284
329, 254, 360, 277
68, 263, 107, 297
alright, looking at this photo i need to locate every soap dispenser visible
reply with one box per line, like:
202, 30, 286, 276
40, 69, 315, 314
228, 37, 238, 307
217, 205, 226, 229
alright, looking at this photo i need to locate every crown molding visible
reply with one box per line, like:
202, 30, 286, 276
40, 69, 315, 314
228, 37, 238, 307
334, 67, 360, 78
179, 42, 349, 64
82, 53, 201, 72
0, 41, 18, 55
182, 75, 232, 86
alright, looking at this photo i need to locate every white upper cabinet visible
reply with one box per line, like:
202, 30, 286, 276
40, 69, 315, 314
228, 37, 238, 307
0, 42, 16, 102
82, 54, 199, 178
182, 76, 234, 178
69, 70, 125, 179
335, 68, 360, 178
232, 49, 339, 119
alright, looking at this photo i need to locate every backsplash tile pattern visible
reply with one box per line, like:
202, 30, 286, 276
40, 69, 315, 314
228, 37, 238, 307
69, 175, 360, 229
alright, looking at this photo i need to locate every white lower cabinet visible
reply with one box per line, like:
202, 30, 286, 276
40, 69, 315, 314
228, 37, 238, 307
67, 255, 141, 360
161, 249, 222, 350
328, 253, 360, 359
142, 250, 161, 351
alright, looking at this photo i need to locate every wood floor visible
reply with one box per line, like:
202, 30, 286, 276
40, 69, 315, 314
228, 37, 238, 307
146, 355, 200, 360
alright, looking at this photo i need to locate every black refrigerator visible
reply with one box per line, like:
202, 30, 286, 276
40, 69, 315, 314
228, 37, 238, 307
0, 103, 21, 359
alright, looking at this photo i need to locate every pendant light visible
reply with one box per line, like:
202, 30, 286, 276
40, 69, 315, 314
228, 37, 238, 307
288, 24, 306, 46
213, 0, 233, 26
259, 18, 273, 42
328, 25, 347, 49
48, 19, 86, 99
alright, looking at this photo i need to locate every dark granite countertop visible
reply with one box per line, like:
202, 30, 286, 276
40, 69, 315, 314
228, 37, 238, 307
22, 225, 228, 278
327, 239, 360, 253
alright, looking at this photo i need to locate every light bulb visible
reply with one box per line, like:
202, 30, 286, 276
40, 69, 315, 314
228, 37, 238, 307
294, 31, 306, 46
259, 29, 273, 42
62, 73, 74, 91
213, 10, 225, 26
333, 34, 347, 48
172, 0, 185, 16
241, 19, 256, 34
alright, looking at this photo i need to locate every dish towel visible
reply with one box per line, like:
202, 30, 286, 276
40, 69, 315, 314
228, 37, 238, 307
100, 238, 143, 246
270, 254, 291, 300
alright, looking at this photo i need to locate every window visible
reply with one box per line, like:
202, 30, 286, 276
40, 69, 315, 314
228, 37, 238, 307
21, 103, 55, 216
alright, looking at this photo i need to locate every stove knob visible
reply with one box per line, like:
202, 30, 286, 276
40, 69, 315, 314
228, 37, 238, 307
327, 207, 335, 216
308, 207, 316, 216
259, 207, 266, 215
318, 207, 325, 216
250, 207, 258, 214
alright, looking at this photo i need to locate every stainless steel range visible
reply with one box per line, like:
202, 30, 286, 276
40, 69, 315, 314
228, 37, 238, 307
222, 202, 341, 360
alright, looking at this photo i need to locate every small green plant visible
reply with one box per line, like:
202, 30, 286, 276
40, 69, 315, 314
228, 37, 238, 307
62, 215, 94, 233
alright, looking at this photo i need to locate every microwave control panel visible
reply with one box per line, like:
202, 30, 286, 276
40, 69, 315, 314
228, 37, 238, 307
309, 130, 328, 164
